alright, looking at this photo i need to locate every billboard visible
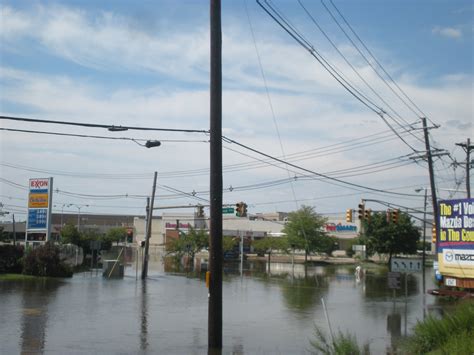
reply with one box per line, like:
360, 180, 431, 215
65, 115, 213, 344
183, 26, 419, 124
437, 198, 474, 279
26, 178, 53, 242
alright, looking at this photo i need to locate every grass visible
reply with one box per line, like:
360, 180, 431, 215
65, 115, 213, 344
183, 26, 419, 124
309, 326, 370, 355
0, 273, 41, 281
402, 299, 474, 354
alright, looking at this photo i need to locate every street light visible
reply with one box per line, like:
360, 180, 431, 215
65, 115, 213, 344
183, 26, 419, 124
69, 204, 89, 231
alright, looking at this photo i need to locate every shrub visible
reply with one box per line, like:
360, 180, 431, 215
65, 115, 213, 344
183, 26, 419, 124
22, 242, 73, 277
0, 245, 24, 273
403, 299, 474, 354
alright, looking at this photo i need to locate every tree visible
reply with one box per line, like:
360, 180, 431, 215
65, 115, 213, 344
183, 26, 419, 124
60, 223, 81, 246
105, 227, 127, 246
252, 237, 289, 265
166, 227, 209, 263
283, 205, 332, 262
359, 211, 420, 265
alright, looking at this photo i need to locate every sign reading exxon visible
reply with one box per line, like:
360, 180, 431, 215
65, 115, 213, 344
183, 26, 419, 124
26, 178, 53, 243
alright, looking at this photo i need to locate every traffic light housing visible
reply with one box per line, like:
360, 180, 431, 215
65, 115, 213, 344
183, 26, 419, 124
345, 209, 353, 223
236, 202, 243, 217
391, 209, 399, 223
364, 208, 372, 221
197, 205, 204, 218
235, 202, 247, 217
386, 209, 391, 223
432, 223, 437, 244
358, 203, 365, 220
242, 203, 248, 217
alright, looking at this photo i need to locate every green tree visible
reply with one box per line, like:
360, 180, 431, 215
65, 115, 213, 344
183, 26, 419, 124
359, 211, 420, 265
222, 236, 238, 254
167, 227, 209, 262
60, 223, 81, 246
105, 227, 127, 246
283, 205, 332, 262
252, 237, 289, 265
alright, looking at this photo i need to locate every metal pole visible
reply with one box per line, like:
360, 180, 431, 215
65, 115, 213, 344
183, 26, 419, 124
240, 230, 244, 276
422, 117, 439, 251
142, 172, 157, 280
12, 214, 16, 246
209, 0, 223, 349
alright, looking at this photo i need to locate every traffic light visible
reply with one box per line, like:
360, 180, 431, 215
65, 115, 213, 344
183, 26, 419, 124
386, 209, 391, 223
345, 209, 353, 223
236, 202, 243, 217
358, 203, 365, 220
391, 209, 399, 223
432, 223, 437, 244
236, 202, 247, 217
197, 205, 204, 218
364, 208, 372, 222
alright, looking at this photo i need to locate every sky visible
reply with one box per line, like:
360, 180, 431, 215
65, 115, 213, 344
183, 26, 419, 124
0, 0, 472, 223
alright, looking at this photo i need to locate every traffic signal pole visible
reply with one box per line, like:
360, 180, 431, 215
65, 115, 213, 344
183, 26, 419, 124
209, 0, 223, 350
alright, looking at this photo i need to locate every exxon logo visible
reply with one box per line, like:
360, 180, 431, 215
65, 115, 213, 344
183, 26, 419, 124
30, 179, 49, 189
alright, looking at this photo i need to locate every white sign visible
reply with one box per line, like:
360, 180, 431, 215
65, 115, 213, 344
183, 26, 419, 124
391, 257, 423, 273
445, 278, 457, 287
442, 249, 474, 267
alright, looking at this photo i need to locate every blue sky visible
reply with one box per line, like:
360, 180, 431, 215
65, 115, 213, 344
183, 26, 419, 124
0, 0, 472, 221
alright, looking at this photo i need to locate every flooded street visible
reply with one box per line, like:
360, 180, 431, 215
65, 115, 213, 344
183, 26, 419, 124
0, 254, 444, 354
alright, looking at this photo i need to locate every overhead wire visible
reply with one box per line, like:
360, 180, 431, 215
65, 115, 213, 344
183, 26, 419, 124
323, 0, 430, 122
257, 0, 421, 153
298, 0, 426, 147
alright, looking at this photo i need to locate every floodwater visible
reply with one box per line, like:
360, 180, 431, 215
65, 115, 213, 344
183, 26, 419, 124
0, 250, 446, 354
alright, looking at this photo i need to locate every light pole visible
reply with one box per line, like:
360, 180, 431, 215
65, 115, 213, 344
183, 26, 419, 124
69, 204, 89, 231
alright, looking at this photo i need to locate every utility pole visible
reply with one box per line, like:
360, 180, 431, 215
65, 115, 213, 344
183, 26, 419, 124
455, 138, 473, 198
209, 0, 223, 350
422, 117, 439, 252
142, 172, 157, 280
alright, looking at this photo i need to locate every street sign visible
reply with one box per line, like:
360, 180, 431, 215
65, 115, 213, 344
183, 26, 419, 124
222, 207, 235, 214
391, 257, 423, 273
387, 271, 401, 289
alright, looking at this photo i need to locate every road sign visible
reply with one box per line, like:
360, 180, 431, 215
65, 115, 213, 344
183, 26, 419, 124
222, 207, 235, 214
391, 257, 423, 273
387, 271, 401, 289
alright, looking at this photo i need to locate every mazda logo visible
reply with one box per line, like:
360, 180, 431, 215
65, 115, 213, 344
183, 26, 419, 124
445, 252, 453, 262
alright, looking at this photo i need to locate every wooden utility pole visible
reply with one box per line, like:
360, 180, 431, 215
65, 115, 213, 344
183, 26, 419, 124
455, 138, 473, 198
422, 117, 439, 250
209, 0, 223, 350
141, 172, 157, 280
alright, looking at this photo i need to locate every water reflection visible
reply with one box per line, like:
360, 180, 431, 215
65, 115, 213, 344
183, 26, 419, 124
20, 279, 61, 354
139, 280, 148, 351
0, 256, 447, 354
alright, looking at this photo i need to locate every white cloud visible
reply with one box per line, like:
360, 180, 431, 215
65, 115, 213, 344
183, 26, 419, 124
432, 26, 462, 39
0, 3, 471, 218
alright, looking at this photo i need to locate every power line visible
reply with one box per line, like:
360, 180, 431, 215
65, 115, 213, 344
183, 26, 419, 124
324, 0, 430, 122
0, 127, 209, 143
0, 115, 209, 134
223, 134, 420, 197
257, 0, 421, 153
298, 0, 426, 147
